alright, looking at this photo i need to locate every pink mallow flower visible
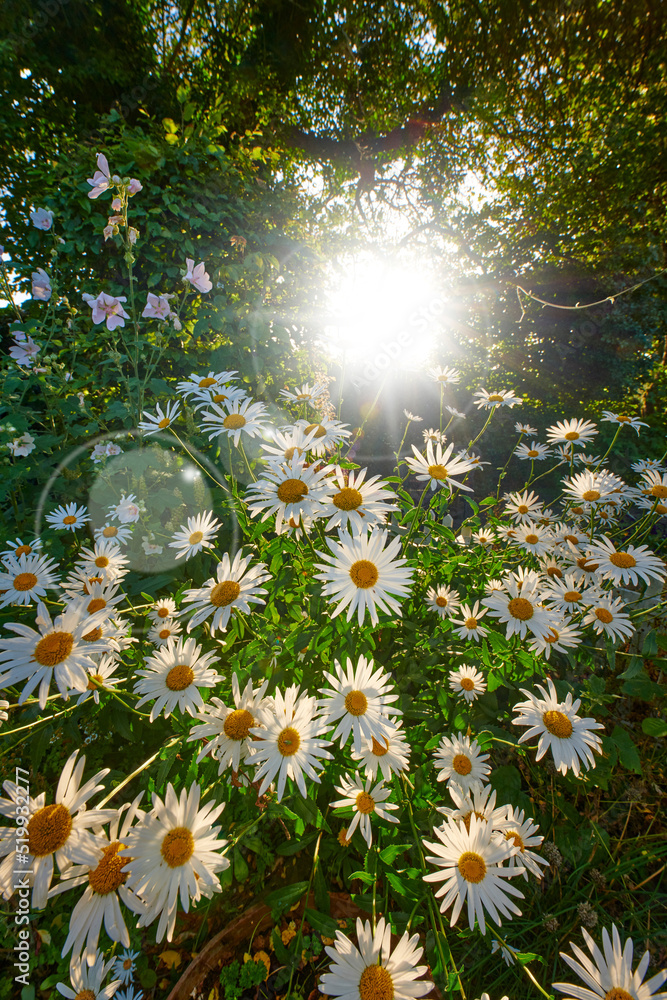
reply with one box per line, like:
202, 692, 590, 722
127, 179, 143, 196
9, 331, 40, 367
8, 433, 36, 457
87, 153, 112, 199
83, 291, 130, 331
30, 208, 54, 230
31, 268, 52, 301
142, 293, 175, 320
184, 258, 212, 293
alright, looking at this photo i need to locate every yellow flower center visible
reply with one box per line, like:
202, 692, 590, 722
487, 393, 504, 402
527, 449, 539, 457
344, 690, 368, 716
507, 597, 534, 620
33, 631, 74, 666
223, 414, 246, 429
102, 525, 118, 537
87, 598, 107, 613
544, 629, 560, 644
359, 964, 394, 1000
577, 556, 599, 572
123, 959, 133, 970
459, 677, 475, 691
63, 515, 78, 525
542, 710, 573, 739
649, 484, 667, 498
199, 377, 217, 387
75, 991, 96, 1000
563, 590, 582, 602
277, 726, 301, 756
616, 415, 630, 422
349, 559, 379, 588
13, 572, 38, 591
28, 803, 72, 856
95, 556, 109, 568
189, 530, 204, 545
212, 393, 228, 403
82, 627, 103, 642
435, 596, 448, 607
355, 792, 376, 815
88, 841, 128, 895
595, 607, 614, 624
157, 607, 170, 617
166, 664, 195, 690
159, 628, 172, 639
505, 831, 525, 851
609, 552, 637, 569
158, 417, 171, 428
582, 489, 601, 501
564, 431, 580, 440
15, 544, 32, 556
210, 580, 241, 607
458, 851, 487, 882
464, 616, 478, 629
333, 487, 363, 511
517, 504, 529, 514
604, 990, 634, 1000
656, 504, 667, 514
564, 534, 579, 544
161, 827, 195, 868
371, 737, 389, 756
547, 566, 563, 578
428, 464, 449, 480
304, 423, 327, 438
283, 445, 304, 461
452, 753, 472, 775
87, 674, 104, 689
276, 478, 309, 504
524, 533, 539, 545
223, 708, 254, 740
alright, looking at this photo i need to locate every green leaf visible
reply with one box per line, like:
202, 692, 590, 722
379, 843, 412, 864
642, 629, 658, 657
264, 880, 309, 910
611, 725, 642, 773
641, 717, 667, 738
349, 870, 375, 885
304, 908, 339, 937
276, 831, 318, 855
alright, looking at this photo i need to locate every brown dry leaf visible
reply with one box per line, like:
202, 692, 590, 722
159, 949, 182, 970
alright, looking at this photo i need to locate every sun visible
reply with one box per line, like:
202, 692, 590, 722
322, 256, 445, 366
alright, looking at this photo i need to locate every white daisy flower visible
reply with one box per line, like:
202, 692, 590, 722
0, 552, 60, 607
450, 601, 489, 641
423, 815, 524, 933
632, 458, 665, 473
245, 453, 335, 533
448, 665, 487, 702
112, 949, 140, 986
563, 471, 617, 508
515, 422, 538, 435
147, 598, 178, 623
473, 388, 523, 409
321, 466, 397, 534
201, 396, 268, 446
511, 521, 554, 558
434, 733, 491, 795
473, 528, 496, 545
426, 584, 461, 618
1, 536, 43, 561
546, 418, 598, 446
493, 806, 548, 880
404, 440, 477, 492
331, 773, 399, 847
108, 494, 141, 524
137, 400, 181, 436
635, 470, 667, 500
351, 723, 411, 781
133, 637, 220, 721
320, 916, 433, 1000
48, 795, 146, 964
295, 416, 352, 456
319, 655, 401, 753
74, 654, 123, 706
0, 700, 9, 725
45, 502, 90, 531
403, 409, 423, 422
457, 449, 490, 470
601, 410, 649, 434
250, 686, 332, 800
503, 489, 543, 523
633, 494, 667, 518
279, 382, 327, 405
167, 510, 222, 560
491, 939, 520, 966
445, 405, 466, 419
55, 952, 121, 1000
512, 678, 604, 776
483, 579, 556, 640
0, 600, 109, 708
175, 370, 239, 398
181, 550, 270, 635
93, 523, 133, 545
436, 781, 507, 831
514, 441, 552, 461
484, 578, 505, 595
553, 924, 667, 1000
147, 619, 183, 646
586, 536, 666, 588
423, 427, 446, 444
541, 573, 601, 614
314, 527, 413, 626
259, 424, 318, 463
0, 752, 115, 909
189, 382, 248, 413
187, 674, 270, 774
574, 452, 603, 467
78, 540, 130, 584
582, 595, 634, 641
527, 619, 583, 660
428, 365, 461, 384
120, 782, 230, 943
